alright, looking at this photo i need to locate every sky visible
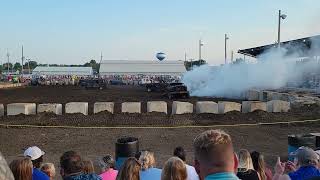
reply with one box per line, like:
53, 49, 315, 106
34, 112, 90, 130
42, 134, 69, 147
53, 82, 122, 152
0, 0, 319, 65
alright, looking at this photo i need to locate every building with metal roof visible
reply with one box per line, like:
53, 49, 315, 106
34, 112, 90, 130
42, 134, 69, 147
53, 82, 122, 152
238, 35, 320, 58
99, 60, 186, 76
32, 66, 93, 76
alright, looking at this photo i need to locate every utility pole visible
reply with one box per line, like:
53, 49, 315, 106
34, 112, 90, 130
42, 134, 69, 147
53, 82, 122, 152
277, 10, 287, 48
231, 50, 234, 62
6, 50, 10, 74
21, 45, 24, 75
224, 34, 229, 64
199, 39, 203, 60
184, 52, 187, 62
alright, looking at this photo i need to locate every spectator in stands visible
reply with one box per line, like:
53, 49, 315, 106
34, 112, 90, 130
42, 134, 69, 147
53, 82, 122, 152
99, 155, 118, 180
9, 157, 33, 180
41, 163, 56, 180
83, 160, 95, 174
173, 146, 199, 180
116, 157, 141, 180
161, 156, 187, 180
237, 149, 259, 180
138, 150, 162, 180
0, 152, 14, 180
193, 129, 240, 180
250, 151, 273, 180
273, 147, 320, 180
60, 150, 101, 180
24, 146, 50, 180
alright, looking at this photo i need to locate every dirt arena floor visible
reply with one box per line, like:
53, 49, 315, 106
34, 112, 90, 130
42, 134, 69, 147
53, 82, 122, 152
1, 85, 320, 179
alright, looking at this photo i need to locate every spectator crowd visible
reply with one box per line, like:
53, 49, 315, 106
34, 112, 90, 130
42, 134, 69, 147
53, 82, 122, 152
1, 129, 320, 180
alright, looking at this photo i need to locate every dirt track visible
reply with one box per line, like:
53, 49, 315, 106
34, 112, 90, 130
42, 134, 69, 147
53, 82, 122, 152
0, 85, 320, 180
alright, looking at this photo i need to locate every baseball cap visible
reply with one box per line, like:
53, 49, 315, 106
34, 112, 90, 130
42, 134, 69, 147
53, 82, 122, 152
23, 146, 45, 160
296, 147, 319, 166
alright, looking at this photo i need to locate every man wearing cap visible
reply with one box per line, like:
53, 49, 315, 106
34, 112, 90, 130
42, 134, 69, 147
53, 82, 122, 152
273, 147, 320, 180
24, 146, 50, 180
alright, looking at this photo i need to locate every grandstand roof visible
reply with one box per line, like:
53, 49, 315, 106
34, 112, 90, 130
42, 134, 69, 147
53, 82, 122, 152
32, 66, 93, 76
238, 35, 320, 58
99, 60, 186, 75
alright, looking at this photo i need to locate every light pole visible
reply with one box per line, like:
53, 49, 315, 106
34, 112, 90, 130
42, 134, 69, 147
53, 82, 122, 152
6, 50, 10, 74
277, 10, 287, 48
224, 34, 229, 64
199, 39, 204, 60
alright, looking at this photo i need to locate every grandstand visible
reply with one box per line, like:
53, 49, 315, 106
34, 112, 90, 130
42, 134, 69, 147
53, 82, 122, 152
32, 66, 93, 76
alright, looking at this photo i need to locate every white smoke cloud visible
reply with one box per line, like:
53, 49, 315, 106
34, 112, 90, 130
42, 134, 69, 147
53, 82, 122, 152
182, 38, 320, 98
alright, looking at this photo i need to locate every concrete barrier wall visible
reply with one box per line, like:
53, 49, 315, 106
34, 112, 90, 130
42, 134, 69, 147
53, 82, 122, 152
218, 101, 241, 114
245, 90, 260, 101
196, 101, 218, 114
37, 103, 63, 115
242, 101, 267, 113
147, 101, 167, 114
172, 101, 193, 114
267, 100, 290, 112
122, 102, 141, 113
94, 102, 114, 114
7, 103, 36, 115
259, 91, 274, 102
65, 102, 88, 115
0, 104, 4, 117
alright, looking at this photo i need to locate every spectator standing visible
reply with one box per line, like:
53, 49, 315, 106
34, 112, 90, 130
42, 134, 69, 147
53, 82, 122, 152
24, 146, 50, 180
60, 151, 101, 180
138, 151, 162, 180
161, 157, 187, 180
83, 160, 95, 174
237, 149, 259, 180
251, 151, 273, 180
116, 157, 141, 180
173, 146, 199, 180
99, 155, 118, 180
193, 129, 240, 180
41, 163, 56, 180
9, 157, 33, 180
0, 152, 14, 180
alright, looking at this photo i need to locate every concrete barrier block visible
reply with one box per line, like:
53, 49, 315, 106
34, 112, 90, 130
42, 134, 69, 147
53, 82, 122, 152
218, 101, 241, 114
65, 102, 88, 115
259, 91, 274, 102
196, 101, 218, 114
172, 101, 193, 114
245, 90, 260, 100
147, 101, 167, 114
37, 103, 62, 115
121, 102, 141, 113
267, 100, 290, 112
242, 101, 267, 113
0, 104, 4, 116
94, 102, 114, 114
7, 103, 36, 115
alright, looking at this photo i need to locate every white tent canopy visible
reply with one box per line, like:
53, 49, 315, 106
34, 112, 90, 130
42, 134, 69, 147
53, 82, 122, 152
32, 66, 93, 76
99, 60, 186, 76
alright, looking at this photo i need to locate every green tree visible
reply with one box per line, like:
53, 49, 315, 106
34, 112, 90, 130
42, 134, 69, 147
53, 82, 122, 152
24, 61, 38, 70
84, 59, 100, 72
13, 62, 22, 71
2, 63, 13, 71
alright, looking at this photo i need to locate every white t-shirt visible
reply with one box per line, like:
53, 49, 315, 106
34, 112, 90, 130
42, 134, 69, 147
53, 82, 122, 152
186, 164, 199, 180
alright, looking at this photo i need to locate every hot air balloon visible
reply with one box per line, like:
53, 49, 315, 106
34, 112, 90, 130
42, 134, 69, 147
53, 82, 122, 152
156, 52, 166, 61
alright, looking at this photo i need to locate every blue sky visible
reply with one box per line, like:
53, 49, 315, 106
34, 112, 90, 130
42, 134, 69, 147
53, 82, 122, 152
0, 0, 319, 65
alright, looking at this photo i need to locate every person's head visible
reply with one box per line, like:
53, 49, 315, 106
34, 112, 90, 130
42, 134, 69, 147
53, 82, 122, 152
173, 147, 186, 162
99, 155, 115, 172
193, 129, 238, 179
60, 151, 83, 178
250, 151, 267, 180
116, 157, 141, 180
41, 163, 56, 179
161, 157, 187, 180
9, 157, 33, 180
238, 149, 254, 172
139, 151, 156, 170
23, 146, 45, 168
296, 147, 319, 167
82, 159, 95, 174
0, 152, 14, 180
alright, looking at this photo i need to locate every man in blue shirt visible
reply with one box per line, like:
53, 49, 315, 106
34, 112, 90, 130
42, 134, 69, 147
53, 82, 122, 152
193, 129, 240, 180
24, 146, 50, 180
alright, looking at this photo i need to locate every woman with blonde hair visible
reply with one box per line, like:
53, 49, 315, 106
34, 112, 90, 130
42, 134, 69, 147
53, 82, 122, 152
116, 157, 141, 180
251, 151, 273, 180
9, 157, 33, 180
41, 163, 56, 180
138, 151, 162, 180
237, 149, 259, 180
161, 157, 187, 180
83, 159, 95, 174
